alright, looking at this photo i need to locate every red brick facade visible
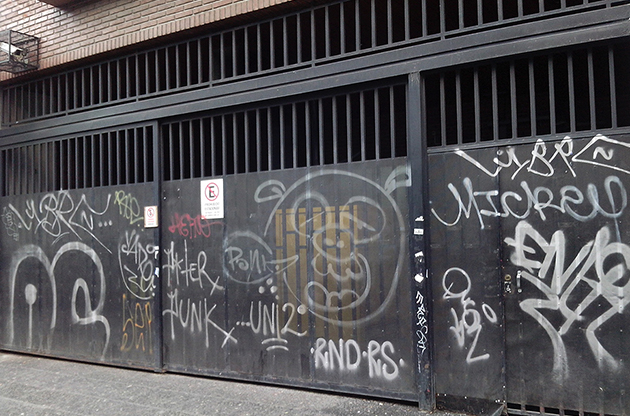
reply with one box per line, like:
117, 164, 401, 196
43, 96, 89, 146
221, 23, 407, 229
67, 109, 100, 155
0, 0, 292, 81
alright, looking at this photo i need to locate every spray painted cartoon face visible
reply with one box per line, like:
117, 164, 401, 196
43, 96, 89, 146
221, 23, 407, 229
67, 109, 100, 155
228, 167, 409, 327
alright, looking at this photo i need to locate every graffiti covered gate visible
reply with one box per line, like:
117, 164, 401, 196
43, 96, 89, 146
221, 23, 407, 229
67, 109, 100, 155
0, 79, 421, 401
0, 124, 163, 369
158, 81, 419, 399
427, 41, 630, 414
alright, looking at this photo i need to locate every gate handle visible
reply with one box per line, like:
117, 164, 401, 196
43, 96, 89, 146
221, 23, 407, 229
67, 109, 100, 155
516, 270, 522, 293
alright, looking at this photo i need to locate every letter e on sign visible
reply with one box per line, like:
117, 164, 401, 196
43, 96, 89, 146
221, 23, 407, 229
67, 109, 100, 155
144, 206, 158, 228
201, 179, 224, 219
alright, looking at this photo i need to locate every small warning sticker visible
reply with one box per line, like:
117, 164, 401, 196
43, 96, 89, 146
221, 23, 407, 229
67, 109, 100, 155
144, 206, 158, 228
200, 179, 224, 219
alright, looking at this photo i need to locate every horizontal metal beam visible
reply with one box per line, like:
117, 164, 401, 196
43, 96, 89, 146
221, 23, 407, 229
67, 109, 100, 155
1, 6, 629, 145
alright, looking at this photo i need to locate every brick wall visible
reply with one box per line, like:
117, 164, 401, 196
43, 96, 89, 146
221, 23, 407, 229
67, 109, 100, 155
0, 0, 293, 82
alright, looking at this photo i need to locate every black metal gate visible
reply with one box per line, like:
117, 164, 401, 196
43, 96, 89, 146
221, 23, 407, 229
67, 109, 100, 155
157, 80, 419, 400
426, 39, 630, 414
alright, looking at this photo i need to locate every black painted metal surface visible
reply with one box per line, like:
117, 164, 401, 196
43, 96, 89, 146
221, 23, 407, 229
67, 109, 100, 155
160, 159, 417, 400
0, 184, 162, 369
429, 133, 630, 414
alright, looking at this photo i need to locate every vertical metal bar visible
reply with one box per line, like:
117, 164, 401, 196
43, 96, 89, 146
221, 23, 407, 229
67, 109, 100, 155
97, 64, 102, 104
280, 106, 285, 169
179, 122, 185, 179
340, 3, 346, 54
439, 74, 447, 145
49, 78, 54, 114
498, 0, 504, 22
210, 117, 217, 176
170, 46, 176, 90
197, 39, 203, 83
387, 0, 393, 44
167, 124, 174, 181
474, 69, 481, 142
126, 57, 131, 98
15, 147, 21, 194
220, 34, 226, 80
371, 0, 376, 47
283, 17, 289, 66
375, 89, 381, 159
244, 28, 250, 75
82, 136, 90, 188
135, 54, 141, 97
187, 41, 192, 87
233, 113, 239, 172
99, 134, 106, 186
297, 12, 303, 63
257, 24, 263, 71
119, 131, 125, 184
44, 142, 49, 192
529, 58, 537, 137
256, 109, 262, 170
155, 50, 161, 92
267, 108, 273, 169
232, 31, 237, 76
318, 98, 324, 163
492, 64, 499, 140
208, 36, 214, 85
440, 0, 446, 35
270, 20, 276, 69
245, 111, 250, 173
90, 134, 96, 187
68, 139, 74, 189
518, 0, 523, 17
390, 86, 396, 156
568, 52, 576, 132
510, 62, 518, 139
325, 6, 331, 57
1, 150, 5, 196
145, 127, 152, 182
355, 0, 361, 50
54, 141, 60, 190
609, 46, 618, 128
29, 145, 35, 193
548, 55, 557, 134
200, 118, 206, 178
456, 70, 463, 144
305, 101, 312, 166
221, 115, 228, 174
587, 48, 596, 131
478, 0, 483, 26
190, 120, 195, 178
360, 91, 366, 160
347, 94, 353, 162
292, 103, 298, 167
404, 0, 410, 40
332, 97, 339, 164
26, 83, 31, 118
459, 0, 465, 30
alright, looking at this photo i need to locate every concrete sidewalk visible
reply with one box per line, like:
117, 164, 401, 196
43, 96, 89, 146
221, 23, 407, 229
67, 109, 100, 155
0, 352, 465, 416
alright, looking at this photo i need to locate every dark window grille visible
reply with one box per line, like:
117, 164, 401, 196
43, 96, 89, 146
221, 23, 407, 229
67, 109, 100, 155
161, 82, 407, 180
1, 0, 620, 126
0, 125, 154, 196
425, 42, 630, 148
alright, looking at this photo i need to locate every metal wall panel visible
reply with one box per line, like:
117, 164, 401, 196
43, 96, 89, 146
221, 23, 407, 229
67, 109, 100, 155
160, 159, 417, 399
0, 184, 161, 369
429, 133, 630, 414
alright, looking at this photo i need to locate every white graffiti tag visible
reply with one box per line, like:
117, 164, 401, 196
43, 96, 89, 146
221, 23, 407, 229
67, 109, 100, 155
505, 221, 630, 380
442, 268, 498, 364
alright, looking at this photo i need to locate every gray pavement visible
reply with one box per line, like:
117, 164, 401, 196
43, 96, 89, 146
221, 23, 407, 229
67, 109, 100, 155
0, 352, 465, 416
